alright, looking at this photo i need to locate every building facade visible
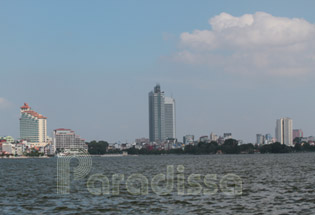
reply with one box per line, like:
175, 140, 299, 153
20, 103, 47, 145
276, 118, 293, 146
256, 134, 264, 145
2, 143, 15, 155
210, 132, 218, 142
53, 128, 87, 152
148, 84, 176, 142
199, 136, 209, 143
293, 129, 303, 140
183, 135, 194, 145
264, 134, 273, 144
164, 96, 176, 139
0, 136, 14, 143
223, 133, 232, 140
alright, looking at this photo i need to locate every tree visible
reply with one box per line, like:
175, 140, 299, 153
271, 142, 283, 153
221, 139, 239, 154
260, 144, 272, 153
208, 141, 219, 154
260, 142, 292, 153
184, 144, 197, 154
87, 140, 108, 154
293, 137, 302, 145
294, 143, 302, 152
239, 143, 254, 154
127, 146, 139, 154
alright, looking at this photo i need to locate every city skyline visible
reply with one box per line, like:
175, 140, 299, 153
1, 1, 315, 143
1, 2, 315, 214
3, 101, 309, 145
0, 97, 314, 144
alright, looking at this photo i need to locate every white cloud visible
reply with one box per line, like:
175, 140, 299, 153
175, 12, 315, 76
0, 98, 12, 109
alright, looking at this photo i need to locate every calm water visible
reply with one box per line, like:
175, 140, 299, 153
1, 153, 315, 214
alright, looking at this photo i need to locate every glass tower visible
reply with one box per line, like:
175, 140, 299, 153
148, 84, 176, 142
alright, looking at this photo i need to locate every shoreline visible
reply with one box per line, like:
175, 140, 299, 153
0, 156, 51, 159
1, 151, 314, 159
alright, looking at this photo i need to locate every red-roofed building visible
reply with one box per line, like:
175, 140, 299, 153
20, 103, 47, 145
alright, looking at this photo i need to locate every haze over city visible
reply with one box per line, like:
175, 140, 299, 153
1, 0, 315, 143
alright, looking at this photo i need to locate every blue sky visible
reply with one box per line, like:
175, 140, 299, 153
1, 0, 315, 143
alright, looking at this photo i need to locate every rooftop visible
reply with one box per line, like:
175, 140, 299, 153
24, 110, 47, 119
20, 103, 30, 109
21, 103, 47, 119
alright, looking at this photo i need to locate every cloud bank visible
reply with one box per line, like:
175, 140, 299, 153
175, 12, 315, 76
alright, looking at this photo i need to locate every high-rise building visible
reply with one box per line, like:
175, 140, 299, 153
264, 134, 273, 144
275, 118, 293, 146
149, 84, 165, 142
265, 134, 272, 141
164, 96, 176, 139
148, 84, 176, 142
293, 129, 303, 140
53, 128, 87, 152
210, 132, 218, 142
256, 134, 264, 145
20, 103, 47, 145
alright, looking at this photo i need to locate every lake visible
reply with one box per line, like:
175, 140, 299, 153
1, 153, 315, 214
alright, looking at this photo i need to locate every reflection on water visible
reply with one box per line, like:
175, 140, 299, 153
1, 153, 315, 214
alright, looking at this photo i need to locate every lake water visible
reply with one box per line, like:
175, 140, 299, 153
1, 153, 315, 214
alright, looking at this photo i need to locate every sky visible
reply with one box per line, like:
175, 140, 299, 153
1, 0, 315, 143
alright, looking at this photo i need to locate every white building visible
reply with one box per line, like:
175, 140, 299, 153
210, 132, 218, 142
20, 103, 47, 147
53, 128, 87, 153
256, 134, 264, 145
276, 118, 293, 146
2, 143, 15, 155
15, 144, 24, 156
164, 96, 176, 139
0, 136, 14, 143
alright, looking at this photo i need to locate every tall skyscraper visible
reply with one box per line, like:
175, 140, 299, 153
164, 96, 176, 139
275, 118, 293, 146
20, 103, 47, 145
149, 84, 165, 142
148, 84, 176, 142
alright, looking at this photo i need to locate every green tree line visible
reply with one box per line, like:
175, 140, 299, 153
86, 139, 315, 155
